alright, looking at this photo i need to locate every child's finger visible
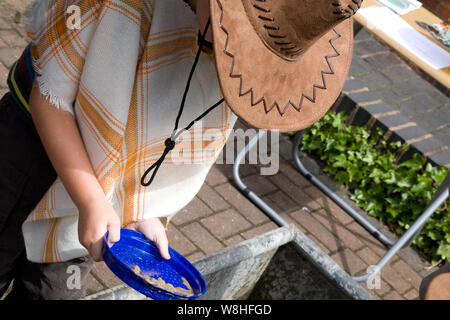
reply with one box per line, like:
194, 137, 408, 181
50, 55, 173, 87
107, 222, 121, 247
156, 237, 171, 260
151, 230, 170, 260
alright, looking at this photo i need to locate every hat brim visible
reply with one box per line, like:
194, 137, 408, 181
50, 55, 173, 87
210, 0, 354, 132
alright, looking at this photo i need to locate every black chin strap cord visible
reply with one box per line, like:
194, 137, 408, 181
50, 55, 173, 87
140, 19, 224, 187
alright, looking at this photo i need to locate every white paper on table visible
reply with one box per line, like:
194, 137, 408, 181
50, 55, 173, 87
357, 7, 450, 69
376, 0, 422, 15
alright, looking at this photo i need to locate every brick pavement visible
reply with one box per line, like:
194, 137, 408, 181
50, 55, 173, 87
342, 24, 450, 168
0, 1, 446, 300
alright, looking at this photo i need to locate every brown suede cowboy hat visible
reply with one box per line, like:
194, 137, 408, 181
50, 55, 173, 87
209, 0, 362, 132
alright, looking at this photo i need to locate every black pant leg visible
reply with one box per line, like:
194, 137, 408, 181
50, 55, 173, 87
0, 92, 57, 296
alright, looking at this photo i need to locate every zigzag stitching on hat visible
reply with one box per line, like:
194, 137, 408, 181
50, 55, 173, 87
216, 0, 342, 116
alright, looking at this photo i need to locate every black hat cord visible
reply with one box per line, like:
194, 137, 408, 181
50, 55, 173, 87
140, 19, 223, 187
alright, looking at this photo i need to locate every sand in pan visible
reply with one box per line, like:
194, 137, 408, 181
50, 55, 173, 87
131, 265, 194, 297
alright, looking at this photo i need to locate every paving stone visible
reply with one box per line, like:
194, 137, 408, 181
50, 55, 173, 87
363, 101, 396, 116
353, 39, 389, 57
200, 209, 252, 240
197, 183, 230, 212
264, 190, 298, 214
280, 212, 308, 234
0, 47, 22, 69
90, 262, 122, 288
357, 71, 393, 90
241, 174, 278, 196
354, 26, 374, 42
397, 93, 441, 118
428, 89, 450, 107
403, 288, 419, 300
410, 136, 446, 155
433, 125, 450, 145
381, 264, 413, 294
390, 125, 429, 145
362, 275, 392, 297
348, 57, 373, 77
374, 86, 405, 107
390, 77, 433, 99
278, 136, 293, 161
346, 222, 389, 257
185, 251, 204, 262
351, 102, 397, 127
215, 182, 270, 225
290, 209, 341, 252
258, 194, 284, 215
166, 225, 197, 256
0, 18, 12, 30
305, 232, 334, 255
356, 247, 381, 266
379, 64, 422, 84
0, 29, 27, 47
170, 196, 212, 226
383, 290, 405, 300
213, 162, 258, 181
303, 186, 354, 225
346, 90, 382, 107
362, 52, 404, 72
411, 107, 450, 133
0, 62, 8, 87
331, 248, 368, 275
240, 221, 279, 240
180, 222, 224, 254
371, 113, 411, 134
428, 148, 450, 167
342, 78, 368, 94
391, 259, 423, 290
310, 209, 365, 251
269, 174, 322, 212
224, 234, 245, 247
205, 165, 229, 186
359, 282, 382, 300
86, 273, 106, 296
278, 160, 312, 189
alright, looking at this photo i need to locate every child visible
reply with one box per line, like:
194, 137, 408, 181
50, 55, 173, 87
0, 0, 235, 299
1, 0, 362, 300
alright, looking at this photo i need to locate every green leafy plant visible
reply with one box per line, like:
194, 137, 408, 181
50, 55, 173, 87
300, 111, 450, 262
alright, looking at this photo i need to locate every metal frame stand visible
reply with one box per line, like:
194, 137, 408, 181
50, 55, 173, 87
233, 130, 450, 282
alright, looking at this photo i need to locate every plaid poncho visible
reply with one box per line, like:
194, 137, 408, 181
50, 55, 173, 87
22, 0, 236, 263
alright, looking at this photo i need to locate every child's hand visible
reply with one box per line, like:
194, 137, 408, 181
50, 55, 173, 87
124, 218, 171, 260
77, 199, 121, 262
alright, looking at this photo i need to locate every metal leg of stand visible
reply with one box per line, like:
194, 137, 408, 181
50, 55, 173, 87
233, 130, 289, 228
232, 130, 450, 282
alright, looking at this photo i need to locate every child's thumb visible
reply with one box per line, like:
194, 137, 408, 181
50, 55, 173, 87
107, 223, 121, 247
155, 233, 171, 260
